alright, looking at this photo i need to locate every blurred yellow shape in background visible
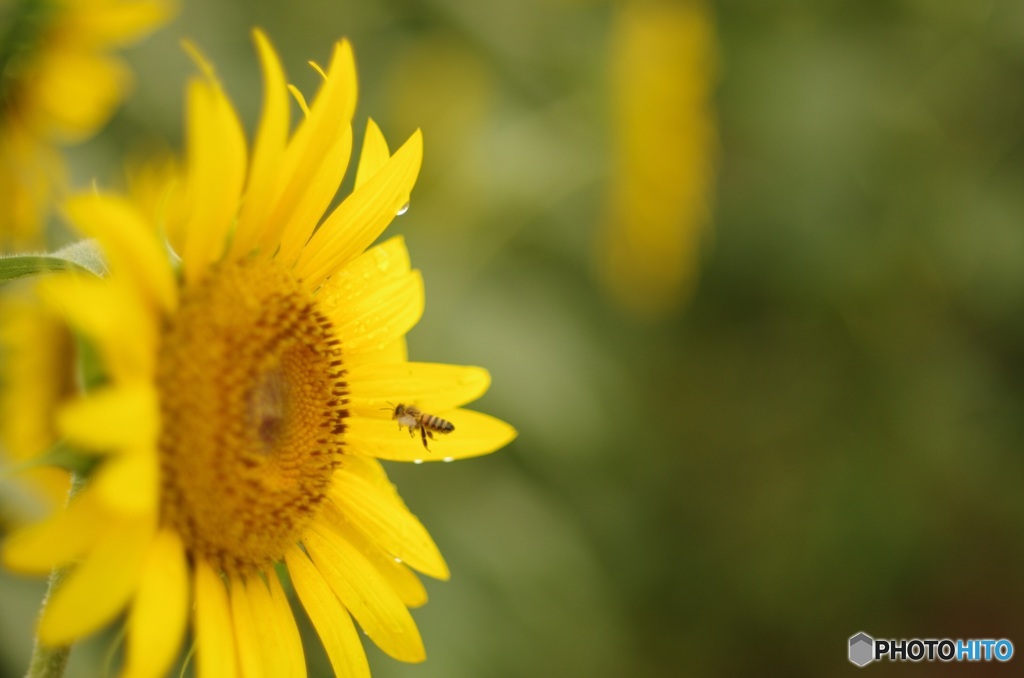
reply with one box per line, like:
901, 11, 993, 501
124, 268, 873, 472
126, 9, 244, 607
0, 0, 175, 250
596, 0, 717, 318
0, 287, 74, 525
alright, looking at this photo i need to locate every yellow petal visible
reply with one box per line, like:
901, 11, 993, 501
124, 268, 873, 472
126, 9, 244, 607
39, 275, 157, 381
346, 409, 517, 462
348, 363, 490, 418
287, 84, 310, 116
338, 454, 392, 491
39, 520, 154, 645
259, 40, 357, 253
125, 150, 182, 242
124, 529, 189, 678
2, 486, 105, 573
230, 577, 265, 678
345, 337, 408, 369
92, 450, 158, 515
0, 289, 72, 470
309, 238, 409, 366
194, 559, 237, 678
63, 193, 176, 313
285, 547, 370, 678
327, 470, 448, 580
319, 508, 429, 607
320, 271, 423, 354
181, 77, 247, 285
354, 118, 390, 189
231, 29, 289, 258
255, 573, 307, 676
312, 234, 410, 297
68, 0, 174, 46
276, 124, 354, 264
295, 129, 422, 286
334, 456, 434, 592
56, 383, 159, 452
303, 524, 425, 662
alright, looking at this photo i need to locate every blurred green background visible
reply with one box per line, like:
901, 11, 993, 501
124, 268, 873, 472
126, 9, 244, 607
6, 0, 1024, 676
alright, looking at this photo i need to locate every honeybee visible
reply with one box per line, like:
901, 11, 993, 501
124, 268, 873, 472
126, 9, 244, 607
386, 403, 455, 450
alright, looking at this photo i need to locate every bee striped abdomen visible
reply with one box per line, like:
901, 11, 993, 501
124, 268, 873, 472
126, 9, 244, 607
423, 415, 455, 434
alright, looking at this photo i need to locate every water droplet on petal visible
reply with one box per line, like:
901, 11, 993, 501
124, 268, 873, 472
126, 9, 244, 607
373, 248, 392, 273
396, 201, 410, 216
443, 456, 454, 463
413, 459, 423, 464
394, 556, 403, 563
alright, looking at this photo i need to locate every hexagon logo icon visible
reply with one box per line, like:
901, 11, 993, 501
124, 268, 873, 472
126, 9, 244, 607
849, 632, 874, 667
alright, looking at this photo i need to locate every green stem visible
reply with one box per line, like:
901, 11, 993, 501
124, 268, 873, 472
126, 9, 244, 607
24, 566, 71, 678
23, 475, 82, 678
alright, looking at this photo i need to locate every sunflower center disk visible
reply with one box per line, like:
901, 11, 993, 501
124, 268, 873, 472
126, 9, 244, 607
157, 259, 347, 575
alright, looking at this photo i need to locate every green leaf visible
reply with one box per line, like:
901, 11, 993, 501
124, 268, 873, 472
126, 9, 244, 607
75, 332, 108, 392
0, 239, 107, 284
51, 239, 108, 275
44, 442, 102, 476
0, 255, 88, 282
0, 440, 102, 478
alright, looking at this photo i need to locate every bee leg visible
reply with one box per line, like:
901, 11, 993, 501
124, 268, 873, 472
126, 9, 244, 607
408, 427, 415, 438
420, 426, 430, 450
426, 430, 435, 440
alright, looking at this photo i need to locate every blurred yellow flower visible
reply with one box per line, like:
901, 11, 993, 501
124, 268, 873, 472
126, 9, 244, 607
0, 288, 74, 523
595, 0, 718, 318
0, 0, 174, 249
3, 30, 515, 677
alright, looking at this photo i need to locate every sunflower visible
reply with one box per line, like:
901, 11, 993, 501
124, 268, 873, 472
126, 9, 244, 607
2, 30, 515, 677
0, 0, 174, 249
